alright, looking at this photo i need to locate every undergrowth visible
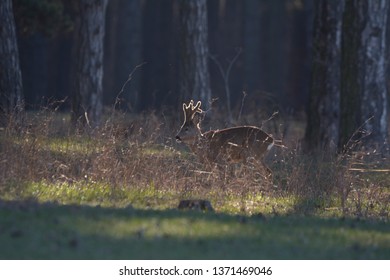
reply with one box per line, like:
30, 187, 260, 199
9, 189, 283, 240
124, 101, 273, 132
0, 110, 389, 221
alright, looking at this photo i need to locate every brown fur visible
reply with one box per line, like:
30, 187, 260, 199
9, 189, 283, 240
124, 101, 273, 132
176, 100, 274, 176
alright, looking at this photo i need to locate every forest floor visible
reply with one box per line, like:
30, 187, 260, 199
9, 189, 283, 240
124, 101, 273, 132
0, 111, 389, 259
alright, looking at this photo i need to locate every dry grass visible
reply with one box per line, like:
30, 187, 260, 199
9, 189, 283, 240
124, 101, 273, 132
0, 110, 389, 220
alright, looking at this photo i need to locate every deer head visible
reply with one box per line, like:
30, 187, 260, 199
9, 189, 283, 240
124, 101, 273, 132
176, 100, 203, 143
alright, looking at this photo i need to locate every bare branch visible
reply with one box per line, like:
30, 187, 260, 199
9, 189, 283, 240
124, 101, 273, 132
209, 49, 242, 123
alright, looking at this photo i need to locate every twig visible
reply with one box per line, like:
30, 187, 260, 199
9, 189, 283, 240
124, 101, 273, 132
348, 168, 390, 172
261, 111, 278, 128
237, 91, 247, 121
342, 116, 374, 154
114, 62, 147, 110
209, 49, 242, 123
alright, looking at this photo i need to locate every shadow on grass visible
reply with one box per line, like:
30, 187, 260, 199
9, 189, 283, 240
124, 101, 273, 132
0, 199, 389, 260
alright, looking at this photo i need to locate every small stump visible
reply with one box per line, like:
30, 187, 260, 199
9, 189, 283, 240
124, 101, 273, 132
177, 199, 214, 212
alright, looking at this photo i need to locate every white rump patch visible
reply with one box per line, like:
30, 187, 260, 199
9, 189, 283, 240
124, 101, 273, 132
267, 141, 274, 151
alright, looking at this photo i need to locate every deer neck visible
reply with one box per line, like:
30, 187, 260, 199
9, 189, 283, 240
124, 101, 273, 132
186, 123, 206, 152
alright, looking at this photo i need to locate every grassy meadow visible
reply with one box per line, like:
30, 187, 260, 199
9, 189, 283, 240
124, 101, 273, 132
0, 111, 389, 259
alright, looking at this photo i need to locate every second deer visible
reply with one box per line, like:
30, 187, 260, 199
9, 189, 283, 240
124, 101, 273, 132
175, 100, 274, 177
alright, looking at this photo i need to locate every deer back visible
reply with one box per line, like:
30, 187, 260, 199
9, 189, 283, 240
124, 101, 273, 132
199, 126, 274, 163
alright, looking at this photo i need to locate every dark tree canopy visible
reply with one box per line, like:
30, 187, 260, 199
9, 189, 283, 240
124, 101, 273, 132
5, 0, 390, 148
13, 0, 72, 37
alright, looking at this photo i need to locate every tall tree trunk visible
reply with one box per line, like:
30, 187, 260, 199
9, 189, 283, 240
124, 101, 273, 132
179, 0, 211, 106
340, 0, 388, 150
71, 0, 108, 127
305, 0, 344, 151
0, 0, 23, 125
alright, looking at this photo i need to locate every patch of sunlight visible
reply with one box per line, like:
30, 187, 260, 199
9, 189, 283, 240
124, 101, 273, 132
8, 180, 182, 210
22, 181, 129, 206
218, 192, 296, 215
140, 144, 180, 157
43, 137, 102, 155
5, 133, 101, 157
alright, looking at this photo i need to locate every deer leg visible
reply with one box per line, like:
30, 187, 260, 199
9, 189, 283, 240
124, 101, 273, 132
250, 158, 272, 181
261, 159, 273, 180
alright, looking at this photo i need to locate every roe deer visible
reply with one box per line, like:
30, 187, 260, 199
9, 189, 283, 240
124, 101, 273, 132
175, 100, 274, 177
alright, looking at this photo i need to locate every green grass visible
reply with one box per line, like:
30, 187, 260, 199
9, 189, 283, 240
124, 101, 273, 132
1, 200, 389, 259
0, 180, 389, 259
1, 180, 296, 213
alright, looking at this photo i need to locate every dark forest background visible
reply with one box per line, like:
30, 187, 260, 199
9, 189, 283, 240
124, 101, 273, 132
13, 0, 312, 112
1, 0, 390, 151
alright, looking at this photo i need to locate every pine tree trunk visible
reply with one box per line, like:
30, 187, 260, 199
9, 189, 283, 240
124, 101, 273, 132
71, 0, 108, 127
179, 0, 211, 105
340, 0, 388, 150
305, 0, 344, 151
0, 0, 23, 125
360, 0, 389, 147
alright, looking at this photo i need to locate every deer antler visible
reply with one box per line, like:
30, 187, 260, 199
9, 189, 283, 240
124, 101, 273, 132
183, 100, 202, 120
